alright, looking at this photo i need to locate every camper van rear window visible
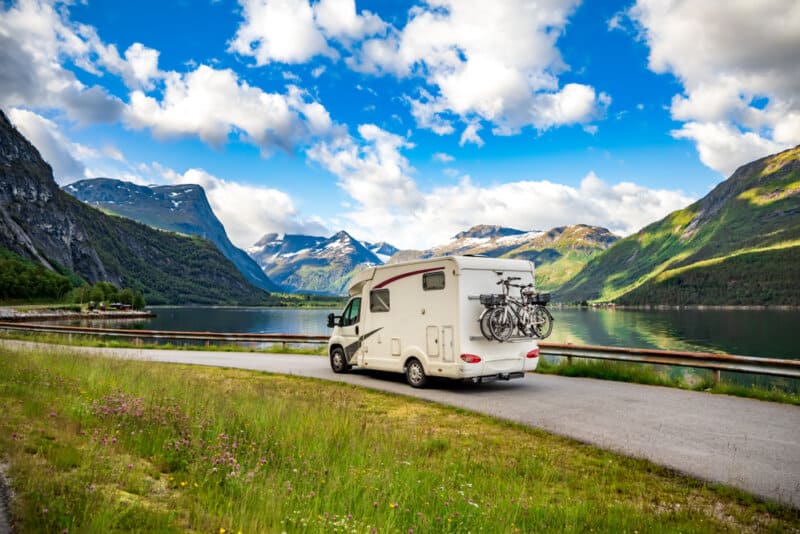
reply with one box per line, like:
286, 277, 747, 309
423, 271, 445, 291
370, 289, 390, 312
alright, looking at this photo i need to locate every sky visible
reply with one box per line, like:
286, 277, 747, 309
1, 0, 798, 250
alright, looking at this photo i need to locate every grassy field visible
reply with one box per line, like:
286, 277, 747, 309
1, 345, 798, 532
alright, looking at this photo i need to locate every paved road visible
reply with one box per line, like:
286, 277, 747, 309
5, 341, 800, 509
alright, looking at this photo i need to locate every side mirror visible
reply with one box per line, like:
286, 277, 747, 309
327, 313, 336, 328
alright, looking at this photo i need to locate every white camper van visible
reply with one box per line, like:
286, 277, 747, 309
326, 256, 542, 387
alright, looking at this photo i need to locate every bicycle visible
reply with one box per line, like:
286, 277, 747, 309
478, 276, 553, 341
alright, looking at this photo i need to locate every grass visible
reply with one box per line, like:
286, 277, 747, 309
536, 358, 800, 406
1, 345, 798, 533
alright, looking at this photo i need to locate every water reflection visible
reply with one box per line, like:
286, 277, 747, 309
548, 308, 797, 359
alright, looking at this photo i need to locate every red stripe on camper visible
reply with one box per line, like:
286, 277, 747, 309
374, 266, 445, 289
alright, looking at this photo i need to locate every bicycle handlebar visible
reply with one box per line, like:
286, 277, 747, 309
497, 276, 531, 288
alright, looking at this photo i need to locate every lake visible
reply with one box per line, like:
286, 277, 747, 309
113, 306, 798, 360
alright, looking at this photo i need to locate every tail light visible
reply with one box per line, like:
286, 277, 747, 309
460, 353, 482, 363
526, 348, 540, 359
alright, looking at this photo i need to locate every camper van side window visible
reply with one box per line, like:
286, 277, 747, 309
423, 271, 445, 291
342, 297, 361, 326
370, 289, 390, 312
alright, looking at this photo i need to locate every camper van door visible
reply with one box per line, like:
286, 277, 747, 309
339, 296, 362, 362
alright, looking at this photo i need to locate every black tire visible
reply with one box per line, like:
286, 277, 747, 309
330, 347, 350, 373
487, 306, 514, 341
532, 306, 554, 339
405, 358, 428, 388
478, 308, 494, 340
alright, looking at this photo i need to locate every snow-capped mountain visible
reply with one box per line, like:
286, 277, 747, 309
364, 241, 399, 263
248, 230, 384, 295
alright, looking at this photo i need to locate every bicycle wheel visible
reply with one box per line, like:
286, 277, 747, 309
487, 306, 514, 341
531, 306, 553, 339
478, 308, 494, 340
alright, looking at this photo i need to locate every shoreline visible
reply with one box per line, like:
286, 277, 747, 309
0, 308, 155, 323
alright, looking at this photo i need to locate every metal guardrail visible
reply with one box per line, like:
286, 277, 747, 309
0, 321, 329, 346
538, 342, 800, 381
1, 321, 798, 380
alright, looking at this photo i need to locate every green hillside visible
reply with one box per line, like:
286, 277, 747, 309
504, 225, 618, 291
0, 246, 72, 300
69, 195, 272, 305
556, 146, 800, 305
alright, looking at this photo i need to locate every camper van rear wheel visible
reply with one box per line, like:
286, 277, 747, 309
330, 347, 350, 373
405, 358, 428, 388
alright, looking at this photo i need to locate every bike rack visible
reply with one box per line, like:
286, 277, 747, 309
468, 335, 541, 343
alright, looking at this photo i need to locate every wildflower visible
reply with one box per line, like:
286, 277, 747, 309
180, 481, 188, 488
42, 508, 49, 514
219, 529, 226, 534
389, 502, 398, 509
127, 463, 133, 470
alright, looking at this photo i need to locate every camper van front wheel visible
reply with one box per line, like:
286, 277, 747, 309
405, 358, 428, 388
330, 347, 350, 373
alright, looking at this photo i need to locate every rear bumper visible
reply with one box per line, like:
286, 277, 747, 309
465, 371, 525, 384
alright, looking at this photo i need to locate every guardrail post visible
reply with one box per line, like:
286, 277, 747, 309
281, 341, 287, 350
567, 355, 573, 366
712, 369, 721, 385
134, 337, 142, 347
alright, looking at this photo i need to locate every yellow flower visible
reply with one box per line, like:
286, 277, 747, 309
219, 528, 226, 534
180, 481, 187, 488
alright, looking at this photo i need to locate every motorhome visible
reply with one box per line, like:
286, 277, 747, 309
326, 256, 541, 387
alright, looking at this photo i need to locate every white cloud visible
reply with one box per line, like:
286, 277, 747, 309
229, 0, 386, 65
229, 0, 336, 65
314, 0, 386, 40
460, 120, 484, 147
0, 1, 124, 124
628, 0, 800, 174
671, 122, 785, 177
8, 108, 87, 183
160, 167, 328, 247
353, 0, 606, 137
432, 152, 454, 163
125, 66, 335, 154
307, 124, 423, 212
308, 124, 692, 249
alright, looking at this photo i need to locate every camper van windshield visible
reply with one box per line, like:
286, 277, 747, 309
342, 298, 361, 326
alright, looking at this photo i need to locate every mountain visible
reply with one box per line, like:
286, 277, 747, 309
0, 109, 271, 305
64, 178, 278, 292
556, 145, 800, 305
248, 231, 382, 294
365, 241, 399, 263
388, 224, 618, 291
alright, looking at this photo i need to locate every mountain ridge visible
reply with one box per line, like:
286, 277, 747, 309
249, 230, 381, 294
64, 177, 279, 292
0, 109, 271, 305
556, 145, 800, 305
388, 223, 619, 292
